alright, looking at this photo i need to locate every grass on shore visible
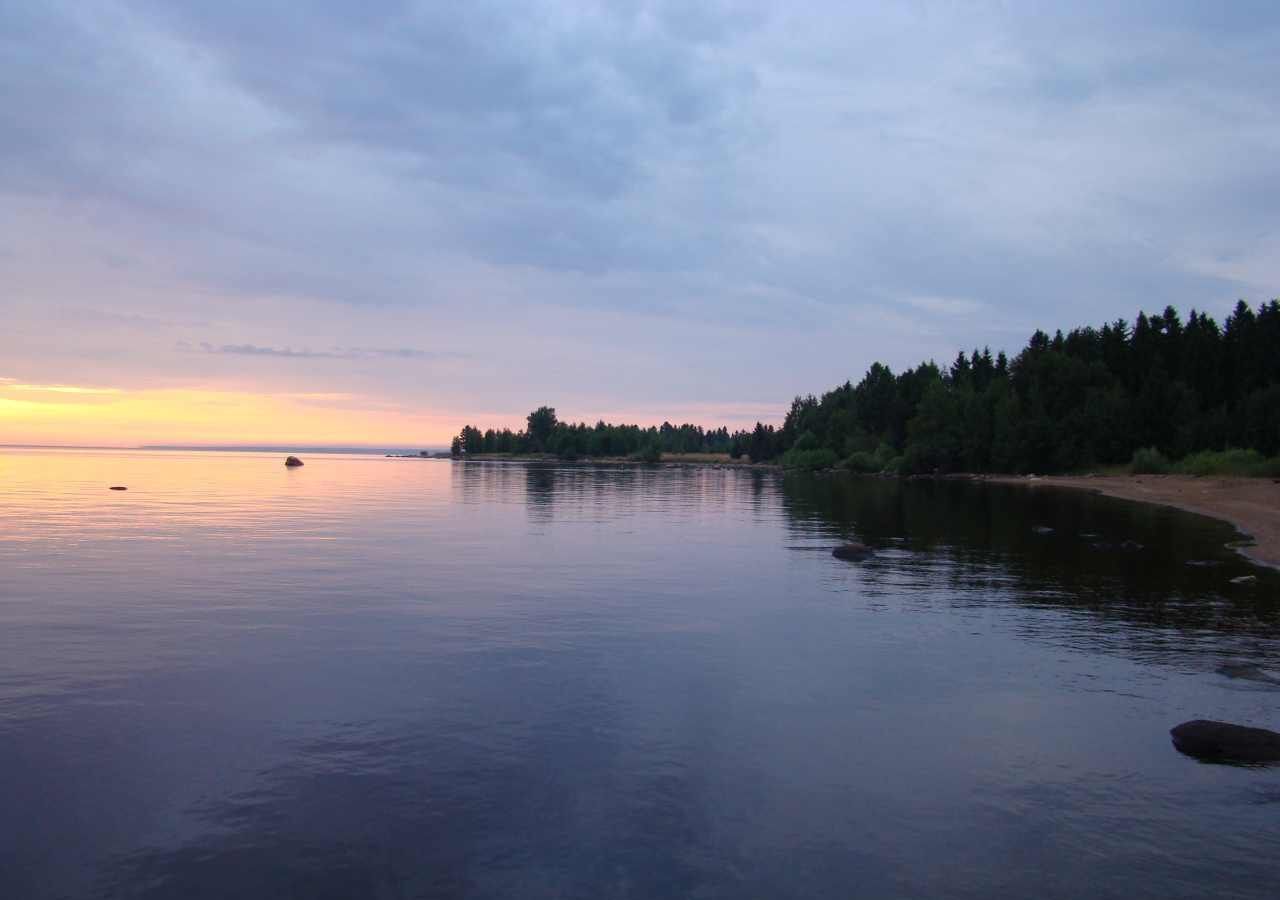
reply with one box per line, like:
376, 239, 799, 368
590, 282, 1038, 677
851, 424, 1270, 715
1129, 447, 1280, 478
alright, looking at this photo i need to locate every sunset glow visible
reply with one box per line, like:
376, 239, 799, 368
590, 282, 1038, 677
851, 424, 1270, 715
0, 381, 460, 447
0, 378, 781, 447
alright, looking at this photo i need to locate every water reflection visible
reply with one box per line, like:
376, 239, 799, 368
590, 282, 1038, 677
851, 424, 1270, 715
524, 463, 556, 524
780, 473, 1280, 644
3, 452, 1279, 900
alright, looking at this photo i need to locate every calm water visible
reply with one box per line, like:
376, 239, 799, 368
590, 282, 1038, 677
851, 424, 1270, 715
2, 449, 1279, 899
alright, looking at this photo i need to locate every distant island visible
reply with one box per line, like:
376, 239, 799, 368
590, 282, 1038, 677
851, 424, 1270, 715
453, 299, 1280, 477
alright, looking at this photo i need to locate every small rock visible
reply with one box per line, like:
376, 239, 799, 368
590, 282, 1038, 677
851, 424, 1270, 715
832, 542, 873, 561
1230, 575, 1257, 585
1170, 719, 1280, 764
109, 486, 128, 491
284, 456, 304, 468
1215, 662, 1280, 684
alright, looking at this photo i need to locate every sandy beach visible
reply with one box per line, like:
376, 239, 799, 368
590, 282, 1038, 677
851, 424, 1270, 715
995, 474, 1280, 570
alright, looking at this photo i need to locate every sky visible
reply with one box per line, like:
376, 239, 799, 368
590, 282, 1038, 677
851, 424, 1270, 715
2, 1, 1278, 446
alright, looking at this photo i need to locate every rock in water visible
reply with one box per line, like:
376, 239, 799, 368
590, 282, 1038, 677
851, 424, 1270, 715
832, 542, 873, 561
1170, 719, 1280, 764
1215, 662, 1280, 684
284, 456, 304, 468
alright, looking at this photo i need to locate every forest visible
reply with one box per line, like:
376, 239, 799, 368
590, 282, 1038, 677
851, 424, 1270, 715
451, 407, 734, 463
453, 300, 1280, 475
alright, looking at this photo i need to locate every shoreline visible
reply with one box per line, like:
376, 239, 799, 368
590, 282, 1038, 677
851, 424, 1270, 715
989, 474, 1280, 571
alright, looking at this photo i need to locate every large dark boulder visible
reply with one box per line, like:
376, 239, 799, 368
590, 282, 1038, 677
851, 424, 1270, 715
832, 542, 873, 561
284, 456, 304, 468
1170, 719, 1280, 764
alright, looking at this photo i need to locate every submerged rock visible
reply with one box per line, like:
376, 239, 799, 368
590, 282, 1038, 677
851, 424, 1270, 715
1170, 719, 1280, 764
1215, 662, 1280, 684
832, 542, 873, 561
284, 456, 304, 468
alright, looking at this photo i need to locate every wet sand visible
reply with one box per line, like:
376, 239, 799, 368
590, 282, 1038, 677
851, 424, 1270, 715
995, 474, 1280, 570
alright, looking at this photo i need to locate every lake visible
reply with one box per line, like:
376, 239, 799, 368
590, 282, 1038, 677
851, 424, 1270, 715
2, 449, 1278, 899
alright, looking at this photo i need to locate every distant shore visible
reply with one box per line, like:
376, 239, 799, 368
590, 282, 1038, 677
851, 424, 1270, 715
991, 474, 1280, 570
453, 452, 778, 469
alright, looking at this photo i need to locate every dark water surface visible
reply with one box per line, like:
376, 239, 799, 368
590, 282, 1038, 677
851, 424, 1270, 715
2, 449, 1278, 899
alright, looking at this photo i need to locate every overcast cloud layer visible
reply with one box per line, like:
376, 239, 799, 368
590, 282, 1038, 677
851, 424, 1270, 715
2, 1, 1278, 442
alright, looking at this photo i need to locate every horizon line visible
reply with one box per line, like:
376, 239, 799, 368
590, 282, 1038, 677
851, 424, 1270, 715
0, 442, 450, 453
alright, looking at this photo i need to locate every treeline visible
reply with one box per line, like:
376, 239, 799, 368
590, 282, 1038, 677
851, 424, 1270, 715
453, 299, 1280, 474
765, 299, 1280, 473
451, 405, 735, 462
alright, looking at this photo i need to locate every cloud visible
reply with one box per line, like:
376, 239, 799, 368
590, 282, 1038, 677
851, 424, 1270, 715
1, 381, 123, 395
1, 0, 760, 286
183, 343, 462, 361
899, 296, 988, 317
59, 307, 213, 329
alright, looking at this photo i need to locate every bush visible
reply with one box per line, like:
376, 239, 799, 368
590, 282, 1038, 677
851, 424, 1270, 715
844, 450, 882, 473
631, 442, 662, 464
792, 430, 820, 452
780, 447, 840, 471
843, 442, 898, 474
1129, 446, 1171, 474
901, 443, 932, 475
1174, 448, 1280, 477
1176, 448, 1259, 476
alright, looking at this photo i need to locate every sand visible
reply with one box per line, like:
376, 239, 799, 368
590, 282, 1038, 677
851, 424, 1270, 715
994, 474, 1280, 570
